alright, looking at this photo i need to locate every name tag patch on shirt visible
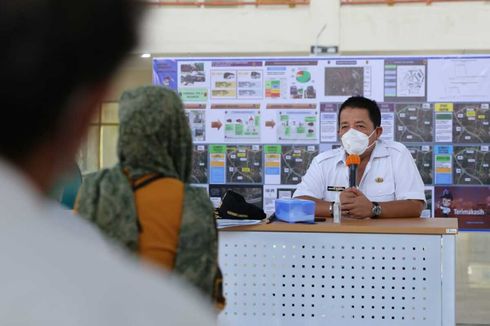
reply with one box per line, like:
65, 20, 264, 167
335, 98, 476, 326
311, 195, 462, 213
327, 186, 346, 192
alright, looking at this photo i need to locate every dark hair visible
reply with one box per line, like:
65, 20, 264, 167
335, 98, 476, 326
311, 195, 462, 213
0, 0, 141, 162
338, 96, 381, 128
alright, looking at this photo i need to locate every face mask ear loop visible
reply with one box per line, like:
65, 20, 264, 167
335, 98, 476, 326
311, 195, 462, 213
367, 128, 378, 138
365, 127, 379, 150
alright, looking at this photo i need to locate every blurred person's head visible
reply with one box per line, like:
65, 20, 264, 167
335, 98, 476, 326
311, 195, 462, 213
118, 86, 193, 182
0, 0, 141, 192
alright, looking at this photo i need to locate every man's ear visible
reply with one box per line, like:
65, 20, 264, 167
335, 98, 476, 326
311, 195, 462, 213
375, 126, 383, 139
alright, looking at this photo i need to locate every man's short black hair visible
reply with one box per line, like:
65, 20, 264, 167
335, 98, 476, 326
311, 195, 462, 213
338, 96, 382, 128
0, 0, 141, 162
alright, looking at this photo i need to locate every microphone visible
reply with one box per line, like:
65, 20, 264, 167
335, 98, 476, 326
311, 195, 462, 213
346, 154, 361, 188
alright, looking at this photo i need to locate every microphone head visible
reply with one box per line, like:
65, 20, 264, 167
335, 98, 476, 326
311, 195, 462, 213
346, 154, 361, 166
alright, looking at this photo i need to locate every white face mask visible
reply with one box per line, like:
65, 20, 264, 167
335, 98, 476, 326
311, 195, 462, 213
341, 128, 376, 155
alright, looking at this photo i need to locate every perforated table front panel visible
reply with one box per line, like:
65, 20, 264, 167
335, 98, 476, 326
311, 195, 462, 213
218, 231, 453, 326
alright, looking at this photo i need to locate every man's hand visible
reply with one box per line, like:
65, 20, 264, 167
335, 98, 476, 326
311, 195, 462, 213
340, 188, 373, 219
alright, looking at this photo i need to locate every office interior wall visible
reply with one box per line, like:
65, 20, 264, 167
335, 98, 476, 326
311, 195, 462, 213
138, 1, 490, 55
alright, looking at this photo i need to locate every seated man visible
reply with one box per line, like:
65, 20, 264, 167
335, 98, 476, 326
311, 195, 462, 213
294, 96, 425, 219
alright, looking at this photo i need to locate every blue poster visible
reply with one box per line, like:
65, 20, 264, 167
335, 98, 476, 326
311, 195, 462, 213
153, 59, 178, 91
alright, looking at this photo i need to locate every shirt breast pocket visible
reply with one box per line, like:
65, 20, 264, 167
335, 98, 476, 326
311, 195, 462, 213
365, 181, 395, 202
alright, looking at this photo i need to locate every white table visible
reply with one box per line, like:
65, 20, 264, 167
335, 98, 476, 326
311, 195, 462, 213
218, 218, 458, 326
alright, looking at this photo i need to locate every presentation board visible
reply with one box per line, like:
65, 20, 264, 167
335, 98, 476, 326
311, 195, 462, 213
153, 55, 490, 231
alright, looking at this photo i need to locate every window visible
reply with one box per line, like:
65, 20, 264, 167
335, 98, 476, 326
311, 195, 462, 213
78, 102, 120, 175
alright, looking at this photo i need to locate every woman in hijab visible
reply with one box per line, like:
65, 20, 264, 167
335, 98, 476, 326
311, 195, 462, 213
76, 86, 223, 306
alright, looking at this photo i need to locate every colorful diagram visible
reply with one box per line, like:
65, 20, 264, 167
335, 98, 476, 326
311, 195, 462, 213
224, 111, 260, 140
277, 111, 318, 142
290, 67, 316, 99
211, 70, 237, 99
265, 80, 282, 98
296, 70, 311, 83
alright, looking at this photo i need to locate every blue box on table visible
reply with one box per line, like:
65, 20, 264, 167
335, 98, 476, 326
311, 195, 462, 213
275, 198, 316, 223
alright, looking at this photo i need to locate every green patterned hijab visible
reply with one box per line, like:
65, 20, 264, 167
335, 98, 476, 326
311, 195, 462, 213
118, 86, 192, 180
77, 86, 193, 250
77, 86, 220, 299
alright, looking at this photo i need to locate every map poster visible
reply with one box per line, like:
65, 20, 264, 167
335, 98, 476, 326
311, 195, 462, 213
191, 144, 208, 184
435, 186, 490, 231
453, 103, 490, 143
226, 145, 263, 184
395, 103, 433, 142
280, 145, 319, 185
407, 145, 433, 185
453, 145, 490, 185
